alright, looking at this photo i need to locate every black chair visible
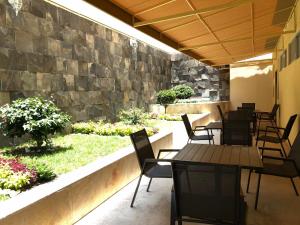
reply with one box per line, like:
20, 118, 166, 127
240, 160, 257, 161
255, 114, 297, 158
129, 129, 180, 207
217, 105, 225, 144
223, 120, 252, 146
256, 104, 279, 130
181, 114, 214, 144
170, 161, 245, 225
238, 104, 256, 133
242, 102, 255, 110
247, 130, 300, 209
223, 111, 252, 146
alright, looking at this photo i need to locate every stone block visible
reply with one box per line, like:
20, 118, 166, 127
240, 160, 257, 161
0, 27, 14, 48
72, 44, 90, 61
47, 38, 62, 56
89, 63, 104, 76
88, 76, 101, 91
0, 70, 21, 91
88, 91, 103, 104
0, 92, 10, 106
36, 73, 52, 92
78, 61, 88, 75
63, 74, 75, 91
105, 28, 112, 41
63, 59, 78, 75
100, 78, 115, 91
86, 33, 94, 49
75, 76, 88, 91
20, 71, 37, 91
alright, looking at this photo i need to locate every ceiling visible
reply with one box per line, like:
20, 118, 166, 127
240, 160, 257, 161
84, 0, 296, 65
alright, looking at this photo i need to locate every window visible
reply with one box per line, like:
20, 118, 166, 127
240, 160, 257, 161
288, 35, 298, 64
280, 50, 287, 71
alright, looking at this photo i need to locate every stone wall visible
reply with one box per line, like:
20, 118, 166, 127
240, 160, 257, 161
0, 0, 171, 121
171, 54, 230, 101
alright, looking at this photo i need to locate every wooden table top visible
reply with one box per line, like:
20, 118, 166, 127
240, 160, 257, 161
205, 121, 222, 130
173, 144, 263, 169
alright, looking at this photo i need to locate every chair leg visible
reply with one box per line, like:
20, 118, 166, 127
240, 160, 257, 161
170, 191, 176, 225
146, 178, 153, 192
290, 178, 299, 196
255, 173, 262, 210
211, 129, 215, 145
130, 173, 143, 207
279, 142, 287, 158
246, 169, 252, 193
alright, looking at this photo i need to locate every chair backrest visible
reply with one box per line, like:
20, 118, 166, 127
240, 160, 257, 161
130, 129, 155, 171
282, 114, 297, 140
217, 105, 224, 121
223, 120, 252, 146
288, 130, 300, 174
228, 110, 252, 121
270, 104, 280, 118
172, 161, 241, 224
242, 102, 255, 110
181, 114, 193, 138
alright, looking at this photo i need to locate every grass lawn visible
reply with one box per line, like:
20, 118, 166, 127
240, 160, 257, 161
1, 134, 131, 175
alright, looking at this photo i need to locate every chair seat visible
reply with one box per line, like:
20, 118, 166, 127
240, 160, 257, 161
191, 134, 214, 141
145, 164, 172, 178
258, 161, 298, 177
257, 135, 281, 143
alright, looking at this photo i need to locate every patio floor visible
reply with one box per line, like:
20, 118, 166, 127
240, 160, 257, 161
75, 128, 300, 225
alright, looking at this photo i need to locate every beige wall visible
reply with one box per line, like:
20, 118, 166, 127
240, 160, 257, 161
230, 62, 274, 112
273, 1, 300, 142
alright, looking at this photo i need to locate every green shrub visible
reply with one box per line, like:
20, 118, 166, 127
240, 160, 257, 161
118, 108, 146, 125
172, 84, 194, 99
156, 90, 176, 113
26, 160, 56, 183
0, 97, 71, 148
72, 121, 157, 137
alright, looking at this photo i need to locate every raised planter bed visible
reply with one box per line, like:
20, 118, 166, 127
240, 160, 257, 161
0, 130, 172, 225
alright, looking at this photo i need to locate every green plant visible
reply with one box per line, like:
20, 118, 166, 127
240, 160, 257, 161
26, 160, 56, 183
118, 108, 146, 125
171, 84, 194, 99
158, 114, 182, 121
156, 89, 176, 113
0, 163, 33, 191
0, 97, 71, 148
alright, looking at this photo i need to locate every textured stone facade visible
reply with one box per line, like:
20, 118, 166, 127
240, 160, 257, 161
171, 54, 230, 101
0, 0, 171, 121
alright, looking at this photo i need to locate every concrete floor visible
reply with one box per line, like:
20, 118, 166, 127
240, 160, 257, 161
75, 124, 300, 225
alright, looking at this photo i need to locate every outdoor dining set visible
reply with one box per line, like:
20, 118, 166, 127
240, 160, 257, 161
129, 103, 300, 225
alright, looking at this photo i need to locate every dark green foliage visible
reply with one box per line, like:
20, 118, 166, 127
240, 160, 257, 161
156, 89, 176, 105
171, 84, 195, 99
26, 160, 56, 183
0, 97, 71, 148
118, 108, 146, 125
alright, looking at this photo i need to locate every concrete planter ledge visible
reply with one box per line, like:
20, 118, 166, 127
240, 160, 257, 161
0, 130, 173, 225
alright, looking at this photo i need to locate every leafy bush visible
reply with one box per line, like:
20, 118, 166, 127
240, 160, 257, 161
0, 158, 37, 191
172, 84, 194, 99
0, 97, 71, 148
118, 108, 146, 125
72, 121, 157, 137
156, 90, 176, 105
156, 90, 176, 113
26, 160, 56, 183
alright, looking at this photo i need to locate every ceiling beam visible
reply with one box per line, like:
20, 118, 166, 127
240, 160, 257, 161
178, 33, 286, 51
134, 0, 176, 16
134, 0, 253, 27
198, 51, 271, 61
184, 0, 232, 59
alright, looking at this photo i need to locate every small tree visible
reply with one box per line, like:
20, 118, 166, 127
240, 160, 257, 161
172, 84, 195, 99
156, 89, 176, 113
0, 97, 71, 149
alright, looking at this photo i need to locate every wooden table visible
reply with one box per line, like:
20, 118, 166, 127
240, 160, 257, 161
205, 121, 222, 130
173, 144, 263, 169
